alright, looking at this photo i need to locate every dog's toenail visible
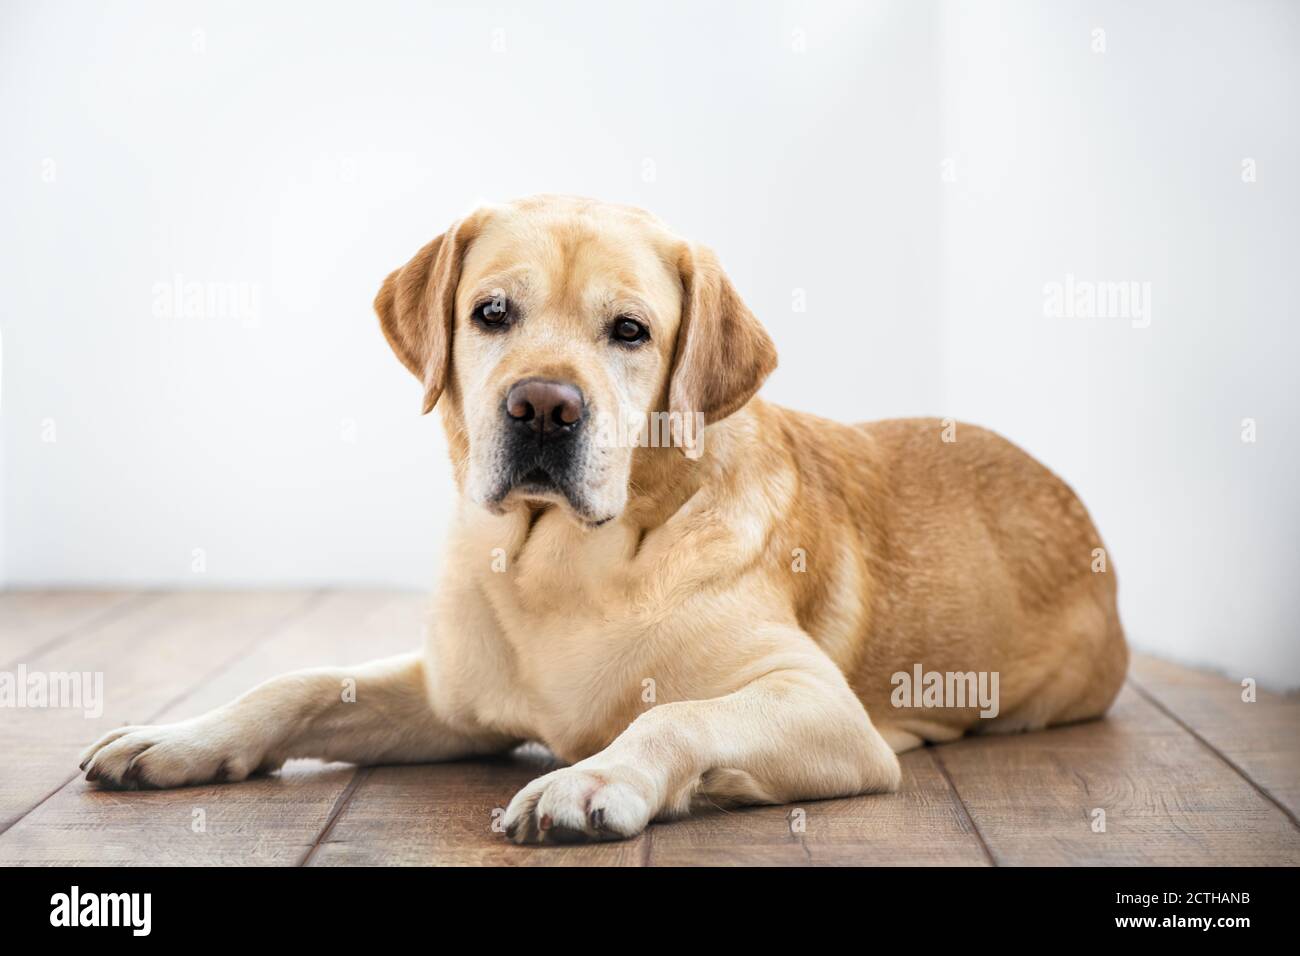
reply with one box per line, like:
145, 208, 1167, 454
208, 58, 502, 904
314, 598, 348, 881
539, 814, 553, 830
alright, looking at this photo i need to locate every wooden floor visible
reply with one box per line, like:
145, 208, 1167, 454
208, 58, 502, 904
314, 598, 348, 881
0, 590, 1296, 866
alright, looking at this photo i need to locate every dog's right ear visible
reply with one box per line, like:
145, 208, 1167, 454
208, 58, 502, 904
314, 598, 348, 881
373, 214, 481, 414
668, 243, 777, 427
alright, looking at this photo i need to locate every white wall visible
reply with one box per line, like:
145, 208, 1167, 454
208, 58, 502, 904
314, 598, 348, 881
1, 1, 1296, 685
0, 0, 942, 587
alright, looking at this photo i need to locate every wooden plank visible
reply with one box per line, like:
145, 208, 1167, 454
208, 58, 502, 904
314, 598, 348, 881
645, 748, 991, 866
0, 590, 423, 865
0, 590, 152, 667
1130, 653, 1300, 823
306, 743, 646, 866
0, 590, 318, 839
932, 683, 1300, 865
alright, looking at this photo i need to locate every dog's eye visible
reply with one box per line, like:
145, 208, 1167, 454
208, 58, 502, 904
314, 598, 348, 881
611, 317, 649, 345
473, 297, 511, 329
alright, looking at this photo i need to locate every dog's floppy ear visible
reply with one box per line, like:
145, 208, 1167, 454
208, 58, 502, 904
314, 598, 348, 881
373, 214, 481, 414
668, 243, 777, 426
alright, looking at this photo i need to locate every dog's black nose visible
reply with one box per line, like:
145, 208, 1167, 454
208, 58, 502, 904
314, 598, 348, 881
505, 379, 585, 437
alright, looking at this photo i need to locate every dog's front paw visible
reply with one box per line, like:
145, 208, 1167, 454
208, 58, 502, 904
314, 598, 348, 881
503, 765, 654, 844
79, 719, 271, 790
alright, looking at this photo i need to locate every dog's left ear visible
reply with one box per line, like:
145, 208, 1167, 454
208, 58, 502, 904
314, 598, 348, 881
373, 213, 482, 414
668, 244, 778, 427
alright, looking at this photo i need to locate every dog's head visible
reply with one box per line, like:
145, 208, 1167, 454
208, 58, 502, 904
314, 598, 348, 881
374, 195, 776, 526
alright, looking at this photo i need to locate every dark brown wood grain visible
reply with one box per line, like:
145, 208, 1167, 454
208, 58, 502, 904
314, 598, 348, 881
930, 684, 1300, 865
306, 745, 648, 866
1130, 653, 1300, 823
0, 590, 152, 668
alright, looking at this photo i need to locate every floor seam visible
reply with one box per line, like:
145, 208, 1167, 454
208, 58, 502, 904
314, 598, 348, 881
0, 591, 163, 671
298, 767, 370, 867
0, 593, 171, 840
0, 589, 332, 848
931, 748, 998, 866
144, 589, 330, 721
0, 773, 80, 840
1127, 677, 1300, 831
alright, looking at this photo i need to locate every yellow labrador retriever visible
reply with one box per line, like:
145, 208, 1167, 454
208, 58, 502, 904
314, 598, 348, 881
80, 195, 1128, 843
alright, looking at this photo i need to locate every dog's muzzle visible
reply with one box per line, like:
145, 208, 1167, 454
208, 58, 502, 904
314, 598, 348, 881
497, 378, 588, 503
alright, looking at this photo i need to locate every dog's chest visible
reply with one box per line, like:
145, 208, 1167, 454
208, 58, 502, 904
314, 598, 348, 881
444, 512, 702, 756
476, 588, 658, 759
437, 501, 796, 759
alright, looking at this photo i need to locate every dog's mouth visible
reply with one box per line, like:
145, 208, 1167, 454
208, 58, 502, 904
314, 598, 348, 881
489, 459, 614, 528
494, 460, 578, 512
479, 424, 621, 527
517, 467, 559, 492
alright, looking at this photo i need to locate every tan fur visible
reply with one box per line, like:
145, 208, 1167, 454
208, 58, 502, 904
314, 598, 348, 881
80, 196, 1127, 844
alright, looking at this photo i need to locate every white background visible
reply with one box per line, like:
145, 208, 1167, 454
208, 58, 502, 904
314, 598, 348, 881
2, 1, 1297, 685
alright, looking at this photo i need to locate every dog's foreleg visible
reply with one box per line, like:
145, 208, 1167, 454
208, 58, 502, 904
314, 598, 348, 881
503, 646, 901, 843
80, 652, 511, 789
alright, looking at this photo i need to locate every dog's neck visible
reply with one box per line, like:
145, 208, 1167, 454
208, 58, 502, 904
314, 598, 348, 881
622, 442, 705, 531
621, 400, 758, 532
